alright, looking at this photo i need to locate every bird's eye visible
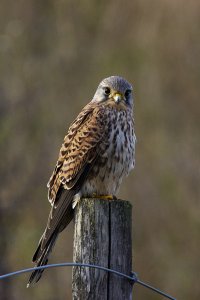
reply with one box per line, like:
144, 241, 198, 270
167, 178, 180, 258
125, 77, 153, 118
104, 87, 110, 95
125, 89, 132, 98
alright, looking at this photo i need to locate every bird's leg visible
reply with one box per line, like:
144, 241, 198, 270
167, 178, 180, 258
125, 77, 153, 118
92, 194, 117, 200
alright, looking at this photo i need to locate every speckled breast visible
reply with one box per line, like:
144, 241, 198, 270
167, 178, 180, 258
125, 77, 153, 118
81, 107, 136, 197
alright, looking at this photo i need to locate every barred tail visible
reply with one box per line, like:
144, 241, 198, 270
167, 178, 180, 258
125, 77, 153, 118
27, 188, 75, 287
27, 231, 58, 287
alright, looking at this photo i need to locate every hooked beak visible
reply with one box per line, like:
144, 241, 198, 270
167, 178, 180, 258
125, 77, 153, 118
113, 93, 123, 104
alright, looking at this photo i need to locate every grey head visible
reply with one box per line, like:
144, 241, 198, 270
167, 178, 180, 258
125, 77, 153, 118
92, 76, 133, 107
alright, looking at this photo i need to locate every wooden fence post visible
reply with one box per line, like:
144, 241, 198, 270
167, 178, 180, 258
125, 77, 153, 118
72, 198, 133, 300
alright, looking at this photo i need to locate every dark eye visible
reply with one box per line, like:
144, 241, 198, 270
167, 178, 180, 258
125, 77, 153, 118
104, 87, 110, 95
125, 89, 132, 98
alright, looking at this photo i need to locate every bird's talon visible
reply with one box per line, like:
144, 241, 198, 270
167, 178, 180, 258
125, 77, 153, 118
92, 194, 115, 200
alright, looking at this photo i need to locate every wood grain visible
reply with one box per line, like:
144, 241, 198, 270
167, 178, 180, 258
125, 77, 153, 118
72, 198, 133, 300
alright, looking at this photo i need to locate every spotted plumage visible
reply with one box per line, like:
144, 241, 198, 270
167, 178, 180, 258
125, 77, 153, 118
28, 76, 136, 286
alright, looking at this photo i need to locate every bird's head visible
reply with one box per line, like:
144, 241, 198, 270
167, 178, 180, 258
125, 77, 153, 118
92, 76, 133, 109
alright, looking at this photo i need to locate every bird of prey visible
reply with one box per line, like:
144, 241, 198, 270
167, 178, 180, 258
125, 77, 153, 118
28, 75, 136, 286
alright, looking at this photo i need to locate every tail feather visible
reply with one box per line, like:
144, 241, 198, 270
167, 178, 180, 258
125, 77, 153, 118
28, 162, 93, 287
27, 232, 58, 287
27, 188, 75, 287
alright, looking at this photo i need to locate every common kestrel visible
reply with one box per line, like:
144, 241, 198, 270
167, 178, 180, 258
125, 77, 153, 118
28, 76, 136, 286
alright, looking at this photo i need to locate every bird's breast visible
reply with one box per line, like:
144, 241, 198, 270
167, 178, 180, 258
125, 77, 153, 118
81, 108, 136, 197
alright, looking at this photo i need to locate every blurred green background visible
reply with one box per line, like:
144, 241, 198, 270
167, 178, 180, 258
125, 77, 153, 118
0, 0, 199, 299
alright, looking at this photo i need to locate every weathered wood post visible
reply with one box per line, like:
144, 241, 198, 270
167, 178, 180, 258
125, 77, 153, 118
72, 198, 133, 300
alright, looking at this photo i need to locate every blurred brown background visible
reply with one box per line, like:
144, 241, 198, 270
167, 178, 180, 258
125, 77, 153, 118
0, 0, 199, 299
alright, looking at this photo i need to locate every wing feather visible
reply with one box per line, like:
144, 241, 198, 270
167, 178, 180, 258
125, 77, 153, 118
28, 103, 107, 286
47, 102, 106, 204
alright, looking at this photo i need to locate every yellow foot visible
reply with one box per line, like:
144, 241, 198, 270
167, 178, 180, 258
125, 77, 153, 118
92, 194, 116, 200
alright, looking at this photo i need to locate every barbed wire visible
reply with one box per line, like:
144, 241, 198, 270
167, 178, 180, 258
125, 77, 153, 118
0, 262, 176, 300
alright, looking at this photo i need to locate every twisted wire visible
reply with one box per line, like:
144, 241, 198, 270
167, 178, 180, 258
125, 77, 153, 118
0, 262, 176, 300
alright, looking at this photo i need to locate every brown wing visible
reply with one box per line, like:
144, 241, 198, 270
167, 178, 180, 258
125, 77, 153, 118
47, 101, 106, 204
28, 102, 107, 286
